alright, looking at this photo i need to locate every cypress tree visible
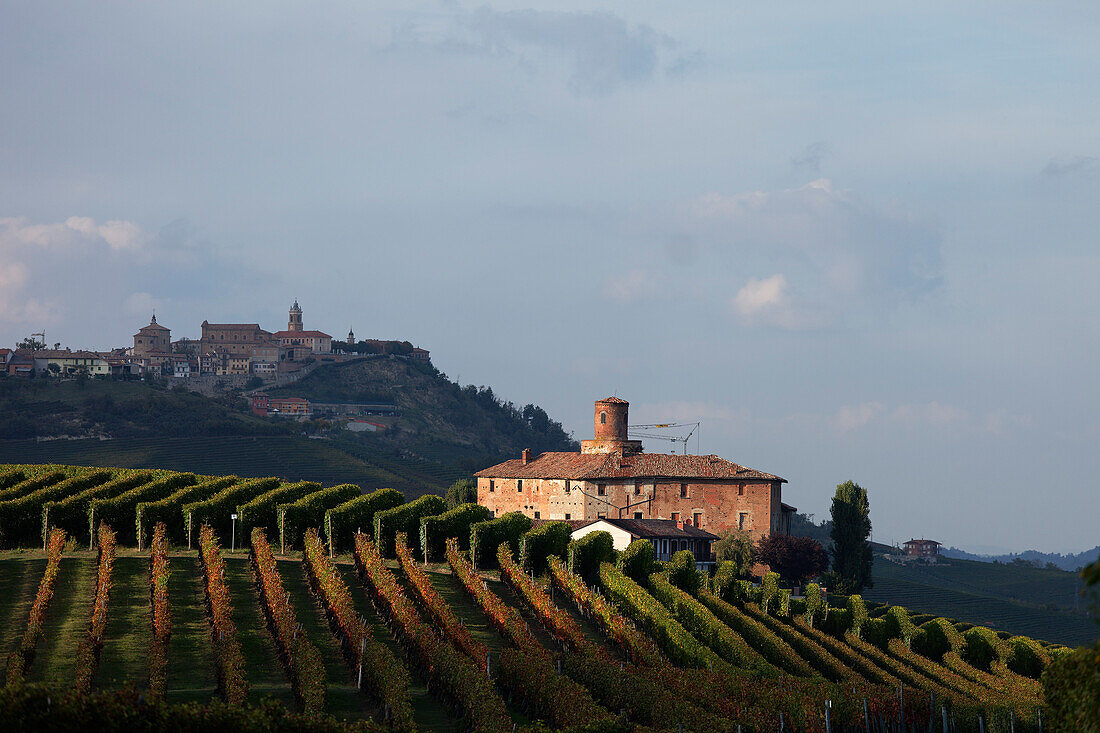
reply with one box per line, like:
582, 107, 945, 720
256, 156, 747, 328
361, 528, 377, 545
826, 480, 873, 594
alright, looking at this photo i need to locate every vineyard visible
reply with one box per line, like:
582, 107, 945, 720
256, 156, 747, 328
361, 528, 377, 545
0, 464, 1089, 732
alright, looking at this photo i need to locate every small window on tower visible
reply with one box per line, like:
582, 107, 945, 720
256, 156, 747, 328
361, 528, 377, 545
680, 483, 689, 498
517, 480, 523, 493
489, 480, 495, 493
633, 511, 643, 519
534, 511, 541, 519
633, 482, 641, 495
600, 412, 607, 424
738, 485, 744, 496
671, 512, 680, 523
693, 512, 702, 528
564, 481, 570, 494
738, 512, 748, 530
564, 513, 571, 520
597, 484, 606, 496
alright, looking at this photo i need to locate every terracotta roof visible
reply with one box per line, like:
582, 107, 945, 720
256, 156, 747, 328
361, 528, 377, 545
476, 451, 783, 482
137, 322, 169, 333
598, 396, 628, 404
904, 538, 941, 546
781, 502, 798, 513
272, 330, 332, 339
203, 323, 267, 331
576, 518, 718, 540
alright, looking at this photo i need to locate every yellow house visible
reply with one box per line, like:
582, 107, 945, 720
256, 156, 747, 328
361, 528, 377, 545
32, 350, 110, 376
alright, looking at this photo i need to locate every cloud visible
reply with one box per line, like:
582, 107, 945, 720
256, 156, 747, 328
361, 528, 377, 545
0, 216, 149, 251
124, 292, 168, 318
821, 401, 1028, 436
791, 141, 829, 175
686, 179, 942, 327
604, 268, 660, 303
1042, 155, 1098, 178
830, 402, 887, 433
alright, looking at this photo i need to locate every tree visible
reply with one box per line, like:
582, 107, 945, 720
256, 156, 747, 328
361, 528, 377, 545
713, 528, 755, 577
666, 550, 702, 594
825, 480, 874, 594
444, 478, 477, 509
754, 534, 829, 586
18, 337, 44, 351
46, 363, 60, 376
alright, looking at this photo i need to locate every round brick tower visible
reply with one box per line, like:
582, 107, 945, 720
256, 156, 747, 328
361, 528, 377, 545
582, 397, 642, 454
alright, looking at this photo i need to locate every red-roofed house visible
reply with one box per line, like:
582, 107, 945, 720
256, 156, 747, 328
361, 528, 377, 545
476, 397, 794, 545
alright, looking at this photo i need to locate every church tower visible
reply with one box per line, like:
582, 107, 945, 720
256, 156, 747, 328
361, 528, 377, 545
347, 327, 355, 343
288, 300, 303, 332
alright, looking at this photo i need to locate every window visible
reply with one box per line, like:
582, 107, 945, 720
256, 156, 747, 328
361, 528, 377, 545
738, 512, 748, 530
738, 485, 744, 496
633, 511, 643, 519
693, 512, 702, 528
679, 483, 688, 498
597, 512, 606, 519
517, 480, 523, 493
564, 513, 571, 520
564, 480, 571, 494
597, 484, 606, 496
534, 511, 541, 519
489, 480, 495, 493
600, 411, 607, 424
632, 482, 641, 495
671, 512, 680, 523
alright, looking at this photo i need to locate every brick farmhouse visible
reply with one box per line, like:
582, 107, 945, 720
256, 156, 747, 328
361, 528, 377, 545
476, 397, 795, 545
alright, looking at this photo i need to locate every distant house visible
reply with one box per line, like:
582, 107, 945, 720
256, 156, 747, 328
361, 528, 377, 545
0, 348, 11, 365
32, 349, 110, 376
903, 538, 942, 558
268, 396, 312, 417
171, 354, 191, 378
568, 517, 718, 569
7, 350, 34, 377
410, 347, 430, 361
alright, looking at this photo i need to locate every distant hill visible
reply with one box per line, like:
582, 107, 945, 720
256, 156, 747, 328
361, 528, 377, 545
942, 545, 1100, 572
0, 358, 577, 494
863, 556, 1099, 647
264, 356, 578, 470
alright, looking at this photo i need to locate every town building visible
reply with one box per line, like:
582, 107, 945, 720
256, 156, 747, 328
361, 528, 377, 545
568, 517, 718, 568
270, 300, 332, 355
476, 397, 794, 545
903, 538, 942, 558
133, 315, 170, 357
200, 321, 273, 356
7, 350, 34, 376
31, 349, 111, 376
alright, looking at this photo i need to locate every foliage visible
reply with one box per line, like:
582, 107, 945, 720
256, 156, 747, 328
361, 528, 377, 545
5, 528, 65, 684
276, 484, 360, 551
847, 594, 870, 638
443, 478, 477, 509
303, 529, 414, 731
42, 471, 154, 545
697, 589, 817, 677
1042, 641, 1100, 732
0, 468, 66, 502
649, 572, 774, 674
324, 487, 403, 554
548, 557, 665, 667
666, 549, 703, 594
250, 529, 326, 715
0, 684, 388, 732
394, 532, 486, 661
962, 625, 1008, 671
518, 519, 571, 574
598, 563, 718, 669
712, 528, 755, 576
826, 479, 874, 595
0, 469, 112, 548
499, 542, 591, 652
617, 538, 656, 583
447, 538, 539, 652
567, 530, 615, 580
372, 493, 444, 559
419, 501, 487, 562
741, 603, 861, 682
754, 534, 829, 585
354, 534, 512, 732
803, 582, 825, 627
148, 522, 171, 699
92, 472, 197, 546
183, 477, 280, 547
495, 648, 623, 731
712, 561, 740, 603
0, 467, 26, 490
136, 475, 237, 549
470, 510, 531, 570
760, 572, 781, 614
75, 522, 116, 692
197, 524, 249, 704
235, 480, 320, 548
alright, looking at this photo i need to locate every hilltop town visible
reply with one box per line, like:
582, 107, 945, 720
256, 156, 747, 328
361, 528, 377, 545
1, 301, 429, 386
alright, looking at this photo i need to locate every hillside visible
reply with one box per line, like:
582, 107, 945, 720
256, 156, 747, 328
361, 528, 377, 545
264, 357, 578, 469
863, 556, 1098, 647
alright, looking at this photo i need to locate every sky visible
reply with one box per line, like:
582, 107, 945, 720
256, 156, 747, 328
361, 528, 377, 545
1, 1, 1097, 554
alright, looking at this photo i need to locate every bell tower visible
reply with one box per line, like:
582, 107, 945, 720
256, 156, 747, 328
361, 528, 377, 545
288, 300, 303, 332
581, 397, 643, 455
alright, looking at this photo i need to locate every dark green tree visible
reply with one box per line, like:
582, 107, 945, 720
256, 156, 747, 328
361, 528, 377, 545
713, 528, 755, 577
444, 478, 477, 509
825, 480, 873, 594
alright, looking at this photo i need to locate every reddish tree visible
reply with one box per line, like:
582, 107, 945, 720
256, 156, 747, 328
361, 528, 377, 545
755, 534, 829, 585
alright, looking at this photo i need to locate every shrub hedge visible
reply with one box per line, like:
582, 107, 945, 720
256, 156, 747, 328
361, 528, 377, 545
760, 572, 781, 614
418, 501, 485, 562
74, 522, 116, 693
236, 481, 320, 548
0, 468, 26, 491
469, 511, 531, 570
278, 484, 361, 552
5, 528, 65, 684
91, 473, 196, 546
616, 538, 655, 583
567, 530, 614, 580
802, 583, 825, 627
696, 588, 816, 677
739, 602, 861, 683
518, 520, 570, 574
0, 469, 113, 548
197, 524, 249, 704
0, 469, 65, 503
183, 477, 280, 548
712, 561, 740, 603
1041, 642, 1100, 732
322, 487, 402, 554
962, 626, 1007, 672
135, 476, 237, 549
42, 471, 154, 547
370, 494, 444, 559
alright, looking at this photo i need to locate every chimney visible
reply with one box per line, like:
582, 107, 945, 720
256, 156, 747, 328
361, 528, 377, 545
521, 448, 531, 465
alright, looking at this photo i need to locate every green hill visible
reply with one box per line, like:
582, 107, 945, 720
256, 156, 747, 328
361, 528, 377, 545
864, 556, 1098, 646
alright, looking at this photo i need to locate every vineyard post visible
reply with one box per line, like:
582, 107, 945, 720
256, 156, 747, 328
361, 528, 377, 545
1010, 709, 1015, 733
779, 712, 784, 731
863, 697, 870, 733
1037, 708, 1042, 732
979, 713, 984, 733
929, 692, 934, 731
825, 699, 832, 733
941, 706, 948, 733
899, 683, 904, 731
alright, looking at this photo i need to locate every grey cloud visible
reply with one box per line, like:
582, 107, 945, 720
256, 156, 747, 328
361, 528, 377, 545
791, 142, 830, 175
1042, 155, 1098, 178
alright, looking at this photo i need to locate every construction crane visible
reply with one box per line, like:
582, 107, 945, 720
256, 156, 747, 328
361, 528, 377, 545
628, 421, 700, 455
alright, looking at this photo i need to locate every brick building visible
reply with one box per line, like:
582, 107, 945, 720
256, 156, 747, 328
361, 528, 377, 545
200, 321, 273, 356
903, 538, 942, 558
476, 397, 794, 545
